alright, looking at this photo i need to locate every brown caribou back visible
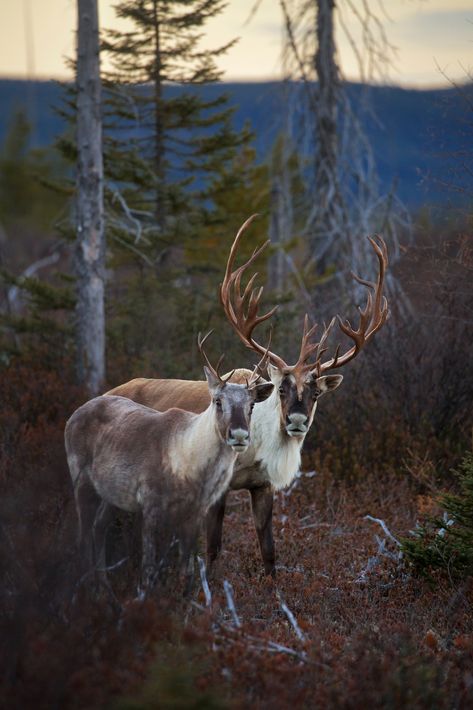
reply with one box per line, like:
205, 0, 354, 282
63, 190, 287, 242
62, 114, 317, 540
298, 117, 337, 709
105, 368, 255, 414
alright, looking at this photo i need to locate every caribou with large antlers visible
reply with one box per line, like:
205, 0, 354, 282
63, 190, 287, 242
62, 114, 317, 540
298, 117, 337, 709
107, 216, 388, 575
66, 333, 273, 591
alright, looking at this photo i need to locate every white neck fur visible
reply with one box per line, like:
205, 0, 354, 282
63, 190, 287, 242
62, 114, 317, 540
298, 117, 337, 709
236, 387, 305, 490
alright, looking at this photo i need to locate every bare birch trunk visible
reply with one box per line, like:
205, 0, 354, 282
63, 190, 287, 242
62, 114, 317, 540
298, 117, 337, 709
75, 0, 105, 395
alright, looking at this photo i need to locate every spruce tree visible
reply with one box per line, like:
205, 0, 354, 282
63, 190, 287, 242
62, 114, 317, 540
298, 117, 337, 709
402, 451, 473, 580
0, 110, 73, 361
98, 0, 269, 378
102, 0, 251, 260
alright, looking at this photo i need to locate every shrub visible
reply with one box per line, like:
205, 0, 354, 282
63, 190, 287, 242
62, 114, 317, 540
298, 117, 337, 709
402, 451, 473, 580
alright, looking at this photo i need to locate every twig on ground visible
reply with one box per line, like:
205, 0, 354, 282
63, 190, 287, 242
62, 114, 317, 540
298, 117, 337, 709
223, 580, 241, 628
277, 590, 306, 642
197, 555, 212, 608
364, 515, 401, 547
355, 515, 404, 584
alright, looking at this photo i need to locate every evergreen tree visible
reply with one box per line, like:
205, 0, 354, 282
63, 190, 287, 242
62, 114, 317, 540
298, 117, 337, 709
98, 0, 271, 379
102, 0, 251, 260
0, 108, 67, 231
0, 109, 72, 361
402, 451, 473, 580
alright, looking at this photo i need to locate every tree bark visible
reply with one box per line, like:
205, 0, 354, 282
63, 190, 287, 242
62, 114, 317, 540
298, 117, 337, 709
75, 0, 105, 395
152, 0, 165, 229
312, 0, 346, 265
269, 176, 289, 294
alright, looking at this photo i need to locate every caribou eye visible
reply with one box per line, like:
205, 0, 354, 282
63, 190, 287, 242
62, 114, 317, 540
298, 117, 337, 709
214, 399, 222, 409
278, 386, 285, 396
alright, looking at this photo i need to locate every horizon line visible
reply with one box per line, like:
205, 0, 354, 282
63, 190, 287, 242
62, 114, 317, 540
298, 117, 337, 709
0, 72, 468, 93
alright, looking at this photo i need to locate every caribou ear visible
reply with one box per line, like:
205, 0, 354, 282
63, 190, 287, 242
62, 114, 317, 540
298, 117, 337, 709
316, 374, 343, 394
203, 366, 221, 392
252, 382, 274, 403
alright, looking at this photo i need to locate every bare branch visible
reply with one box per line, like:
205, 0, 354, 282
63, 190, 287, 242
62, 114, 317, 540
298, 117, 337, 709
197, 555, 212, 607
276, 590, 306, 642
364, 515, 401, 547
7, 252, 61, 312
223, 579, 241, 628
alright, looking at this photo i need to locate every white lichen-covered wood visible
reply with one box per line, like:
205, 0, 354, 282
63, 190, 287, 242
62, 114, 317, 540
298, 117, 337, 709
75, 0, 105, 395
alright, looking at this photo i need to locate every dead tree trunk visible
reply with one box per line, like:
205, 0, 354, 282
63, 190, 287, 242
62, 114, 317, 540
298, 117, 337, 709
269, 177, 286, 294
75, 0, 105, 395
151, 0, 166, 230
312, 0, 346, 268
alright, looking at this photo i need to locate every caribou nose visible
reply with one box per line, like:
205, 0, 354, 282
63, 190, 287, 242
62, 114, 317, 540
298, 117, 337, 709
286, 412, 308, 435
228, 428, 250, 449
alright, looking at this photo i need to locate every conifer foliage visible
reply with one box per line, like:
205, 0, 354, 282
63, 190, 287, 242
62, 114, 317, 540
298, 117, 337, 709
402, 451, 473, 580
102, 0, 250, 249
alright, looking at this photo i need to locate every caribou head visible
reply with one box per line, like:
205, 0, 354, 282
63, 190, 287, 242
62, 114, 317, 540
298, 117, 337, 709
198, 331, 274, 451
220, 215, 389, 440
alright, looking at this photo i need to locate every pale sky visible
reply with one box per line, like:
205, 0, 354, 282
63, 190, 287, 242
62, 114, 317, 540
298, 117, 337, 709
0, 0, 471, 87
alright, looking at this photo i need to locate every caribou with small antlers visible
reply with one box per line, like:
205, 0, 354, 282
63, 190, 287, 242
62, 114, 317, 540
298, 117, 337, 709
65, 334, 273, 590
107, 216, 389, 575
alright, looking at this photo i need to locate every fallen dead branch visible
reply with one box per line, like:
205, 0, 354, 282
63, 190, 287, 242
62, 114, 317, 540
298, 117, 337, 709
355, 515, 403, 584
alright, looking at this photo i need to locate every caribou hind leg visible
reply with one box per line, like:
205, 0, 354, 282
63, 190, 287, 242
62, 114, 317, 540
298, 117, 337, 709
93, 501, 114, 573
73, 474, 102, 570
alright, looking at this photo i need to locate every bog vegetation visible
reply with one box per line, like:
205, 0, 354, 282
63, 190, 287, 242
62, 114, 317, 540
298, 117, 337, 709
1, 0, 473, 707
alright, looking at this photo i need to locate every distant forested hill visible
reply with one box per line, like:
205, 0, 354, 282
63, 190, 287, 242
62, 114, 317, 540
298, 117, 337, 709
0, 78, 470, 209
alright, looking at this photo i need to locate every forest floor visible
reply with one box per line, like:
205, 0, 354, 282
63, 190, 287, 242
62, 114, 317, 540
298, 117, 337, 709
1, 363, 472, 708
182, 465, 473, 708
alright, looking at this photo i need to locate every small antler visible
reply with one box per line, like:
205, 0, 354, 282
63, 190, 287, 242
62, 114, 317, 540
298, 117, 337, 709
197, 331, 234, 383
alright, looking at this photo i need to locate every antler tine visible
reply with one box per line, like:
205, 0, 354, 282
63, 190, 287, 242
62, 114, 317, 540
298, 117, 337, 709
370, 235, 388, 322
222, 214, 260, 286
215, 353, 226, 378
292, 315, 319, 370
314, 316, 336, 363
319, 235, 389, 373
248, 328, 273, 387
294, 315, 338, 375
197, 330, 225, 382
230, 262, 276, 335
221, 368, 236, 383
220, 216, 288, 370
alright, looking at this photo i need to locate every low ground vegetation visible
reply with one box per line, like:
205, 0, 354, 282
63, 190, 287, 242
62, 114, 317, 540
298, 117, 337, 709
1, 342, 472, 708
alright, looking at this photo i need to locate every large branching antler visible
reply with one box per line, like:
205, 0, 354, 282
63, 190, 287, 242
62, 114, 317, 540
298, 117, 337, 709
246, 330, 273, 388
220, 214, 289, 370
220, 216, 389, 379
316, 235, 389, 374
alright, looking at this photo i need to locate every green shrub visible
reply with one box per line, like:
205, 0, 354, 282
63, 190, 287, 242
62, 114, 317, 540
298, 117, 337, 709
402, 451, 473, 579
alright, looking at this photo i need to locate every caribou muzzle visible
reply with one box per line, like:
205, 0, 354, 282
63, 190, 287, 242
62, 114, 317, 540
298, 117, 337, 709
227, 427, 250, 451
285, 412, 309, 437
